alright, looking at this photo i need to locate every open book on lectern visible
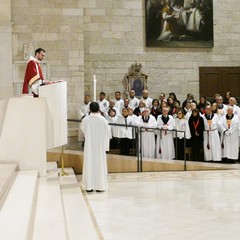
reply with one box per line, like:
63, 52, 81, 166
39, 80, 67, 149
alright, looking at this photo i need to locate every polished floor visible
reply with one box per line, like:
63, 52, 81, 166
78, 170, 240, 240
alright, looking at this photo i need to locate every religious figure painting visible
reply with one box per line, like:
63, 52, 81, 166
145, 0, 214, 48
129, 76, 145, 97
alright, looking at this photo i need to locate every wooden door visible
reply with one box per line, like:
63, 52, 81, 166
199, 67, 240, 102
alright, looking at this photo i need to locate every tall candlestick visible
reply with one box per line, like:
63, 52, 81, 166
93, 74, 97, 102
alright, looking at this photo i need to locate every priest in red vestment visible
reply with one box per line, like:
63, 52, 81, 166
22, 48, 46, 97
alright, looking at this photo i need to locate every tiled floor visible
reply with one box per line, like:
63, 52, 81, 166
78, 170, 240, 240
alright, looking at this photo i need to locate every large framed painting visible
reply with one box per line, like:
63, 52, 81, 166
145, 0, 213, 48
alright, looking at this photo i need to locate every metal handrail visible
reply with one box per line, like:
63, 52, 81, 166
138, 127, 187, 171
67, 119, 188, 171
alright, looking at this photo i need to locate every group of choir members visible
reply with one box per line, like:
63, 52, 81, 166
78, 90, 240, 163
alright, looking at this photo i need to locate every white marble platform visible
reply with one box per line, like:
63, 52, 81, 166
79, 170, 240, 240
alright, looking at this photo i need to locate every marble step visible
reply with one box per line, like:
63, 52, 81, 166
32, 164, 68, 240
59, 168, 99, 240
0, 170, 38, 240
0, 163, 18, 209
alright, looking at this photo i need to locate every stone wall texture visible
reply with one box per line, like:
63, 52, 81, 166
10, 0, 240, 120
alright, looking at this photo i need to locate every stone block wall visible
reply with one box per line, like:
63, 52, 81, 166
84, 0, 240, 103
10, 0, 240, 119
11, 0, 84, 118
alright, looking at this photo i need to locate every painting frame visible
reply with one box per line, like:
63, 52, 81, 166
145, 0, 214, 48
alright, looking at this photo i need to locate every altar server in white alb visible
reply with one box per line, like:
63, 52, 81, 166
156, 107, 175, 160
81, 102, 111, 192
77, 94, 91, 142
115, 108, 133, 155
137, 108, 157, 158
129, 90, 140, 110
174, 109, 191, 160
97, 91, 109, 115
203, 105, 222, 162
220, 106, 239, 163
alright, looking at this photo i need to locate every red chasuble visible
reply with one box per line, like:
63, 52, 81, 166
22, 57, 44, 94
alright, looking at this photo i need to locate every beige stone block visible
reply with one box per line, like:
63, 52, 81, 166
96, 0, 113, 8
99, 23, 111, 31
32, 33, 46, 41
68, 58, 83, 66
12, 0, 30, 8
17, 35, 35, 50
211, 55, 230, 62
111, 23, 132, 32
13, 25, 32, 33
85, 9, 106, 16
45, 33, 58, 41
69, 66, 81, 72
84, 23, 99, 31
65, 16, 80, 26
49, 60, 62, 66
81, 0, 97, 8
83, 16, 91, 23
112, 0, 124, 8
42, 16, 65, 26
55, 0, 79, 8
41, 8, 62, 15
89, 45, 103, 54
131, 9, 143, 16
60, 26, 71, 33
69, 50, 80, 58
62, 8, 83, 16
45, 25, 61, 33
101, 31, 124, 39
111, 9, 131, 16
123, 1, 142, 10
0, 0, 11, 22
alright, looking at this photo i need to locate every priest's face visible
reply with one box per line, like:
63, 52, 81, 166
36, 50, 45, 61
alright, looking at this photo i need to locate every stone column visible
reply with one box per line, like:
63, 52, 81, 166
0, 0, 13, 98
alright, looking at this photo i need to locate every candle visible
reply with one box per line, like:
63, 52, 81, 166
93, 74, 97, 101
